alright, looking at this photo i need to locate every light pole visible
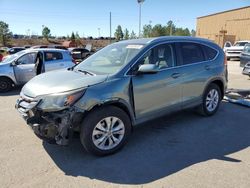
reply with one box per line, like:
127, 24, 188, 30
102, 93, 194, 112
137, 0, 145, 38
98, 28, 101, 38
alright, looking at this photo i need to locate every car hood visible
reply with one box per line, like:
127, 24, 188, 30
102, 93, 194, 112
22, 69, 108, 98
227, 46, 244, 51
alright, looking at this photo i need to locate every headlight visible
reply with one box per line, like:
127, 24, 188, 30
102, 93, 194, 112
37, 89, 85, 111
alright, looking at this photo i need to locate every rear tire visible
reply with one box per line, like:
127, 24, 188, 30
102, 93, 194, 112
197, 83, 222, 116
80, 106, 131, 156
0, 77, 13, 92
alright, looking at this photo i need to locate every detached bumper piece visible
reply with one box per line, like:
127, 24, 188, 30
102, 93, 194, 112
16, 97, 73, 145
224, 89, 250, 108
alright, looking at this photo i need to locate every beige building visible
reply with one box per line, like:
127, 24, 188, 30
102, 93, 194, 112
196, 6, 250, 47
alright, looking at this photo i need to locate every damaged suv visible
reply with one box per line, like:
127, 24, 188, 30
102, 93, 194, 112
16, 37, 227, 156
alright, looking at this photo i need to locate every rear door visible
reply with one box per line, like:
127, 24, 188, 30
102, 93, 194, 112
176, 42, 217, 108
44, 51, 66, 72
131, 43, 182, 120
13, 52, 37, 84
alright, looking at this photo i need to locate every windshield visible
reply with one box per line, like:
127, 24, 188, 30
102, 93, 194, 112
1, 50, 27, 64
234, 42, 249, 47
74, 43, 145, 74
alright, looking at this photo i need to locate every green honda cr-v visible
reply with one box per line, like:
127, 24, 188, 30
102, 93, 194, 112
16, 36, 228, 156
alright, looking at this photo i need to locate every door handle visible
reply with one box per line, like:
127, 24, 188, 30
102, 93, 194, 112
171, 73, 181, 79
28, 69, 33, 72
205, 65, 211, 70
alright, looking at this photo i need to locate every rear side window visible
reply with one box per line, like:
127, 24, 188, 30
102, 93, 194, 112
180, 43, 205, 65
44, 52, 63, 61
243, 45, 250, 53
202, 45, 218, 60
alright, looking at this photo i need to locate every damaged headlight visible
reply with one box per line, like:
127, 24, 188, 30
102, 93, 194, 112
37, 89, 85, 111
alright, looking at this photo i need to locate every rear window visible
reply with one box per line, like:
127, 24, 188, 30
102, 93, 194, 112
180, 42, 205, 65
202, 45, 218, 60
44, 52, 63, 61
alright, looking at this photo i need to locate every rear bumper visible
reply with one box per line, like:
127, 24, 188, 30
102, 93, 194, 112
242, 66, 250, 76
226, 52, 241, 58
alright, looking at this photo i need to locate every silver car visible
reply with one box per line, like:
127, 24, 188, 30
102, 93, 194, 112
0, 48, 74, 92
16, 37, 228, 156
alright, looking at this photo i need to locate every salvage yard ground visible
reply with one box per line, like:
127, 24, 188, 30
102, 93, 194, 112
0, 60, 249, 188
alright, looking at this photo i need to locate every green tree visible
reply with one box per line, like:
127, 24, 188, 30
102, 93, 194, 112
130, 30, 137, 39
151, 24, 166, 37
71, 32, 76, 41
42, 26, 51, 40
166, 20, 175, 36
143, 24, 152, 38
114, 25, 124, 41
191, 29, 196, 37
75, 32, 81, 46
0, 21, 12, 46
124, 28, 129, 40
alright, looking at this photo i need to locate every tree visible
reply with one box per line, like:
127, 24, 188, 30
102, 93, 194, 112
130, 30, 137, 39
151, 24, 166, 37
143, 24, 152, 38
124, 28, 129, 40
191, 29, 196, 37
75, 32, 81, 46
114, 25, 124, 41
71, 32, 76, 41
42, 26, 51, 40
0, 21, 12, 46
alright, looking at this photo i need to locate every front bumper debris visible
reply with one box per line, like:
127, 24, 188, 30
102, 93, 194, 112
224, 89, 250, 108
15, 96, 74, 145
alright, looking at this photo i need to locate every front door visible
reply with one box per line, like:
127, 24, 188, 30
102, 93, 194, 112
13, 52, 37, 84
131, 43, 182, 120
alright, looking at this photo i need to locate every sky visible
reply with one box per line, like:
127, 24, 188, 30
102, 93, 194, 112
0, 0, 249, 37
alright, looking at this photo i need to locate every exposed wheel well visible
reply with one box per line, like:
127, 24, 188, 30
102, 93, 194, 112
75, 102, 134, 131
210, 80, 224, 98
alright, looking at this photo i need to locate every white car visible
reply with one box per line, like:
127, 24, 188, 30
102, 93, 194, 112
224, 40, 250, 60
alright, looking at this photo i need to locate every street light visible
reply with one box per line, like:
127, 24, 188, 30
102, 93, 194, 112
137, 0, 145, 38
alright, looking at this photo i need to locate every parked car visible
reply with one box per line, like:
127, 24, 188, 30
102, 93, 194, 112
0, 49, 9, 62
242, 62, 250, 77
225, 40, 250, 60
240, 43, 250, 67
16, 37, 228, 156
68, 48, 92, 63
0, 48, 74, 92
8, 47, 25, 55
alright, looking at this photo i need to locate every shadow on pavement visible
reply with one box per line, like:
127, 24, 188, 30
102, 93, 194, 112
43, 101, 250, 184
0, 86, 22, 96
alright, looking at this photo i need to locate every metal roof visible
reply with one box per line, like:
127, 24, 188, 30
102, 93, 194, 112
197, 6, 250, 19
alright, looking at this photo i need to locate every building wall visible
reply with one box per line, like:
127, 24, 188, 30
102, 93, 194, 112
196, 6, 250, 46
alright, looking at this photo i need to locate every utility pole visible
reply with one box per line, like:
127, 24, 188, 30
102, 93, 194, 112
137, 0, 145, 38
110, 12, 112, 43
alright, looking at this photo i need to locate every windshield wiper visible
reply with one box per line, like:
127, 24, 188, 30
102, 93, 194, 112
77, 69, 95, 76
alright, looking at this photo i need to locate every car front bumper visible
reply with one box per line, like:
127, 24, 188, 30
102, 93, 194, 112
15, 96, 74, 145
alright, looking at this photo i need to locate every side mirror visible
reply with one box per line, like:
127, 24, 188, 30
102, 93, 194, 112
137, 64, 159, 74
10, 61, 17, 66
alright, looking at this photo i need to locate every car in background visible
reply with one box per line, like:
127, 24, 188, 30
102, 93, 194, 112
0, 49, 9, 62
240, 43, 250, 67
0, 48, 74, 92
68, 47, 92, 63
8, 47, 25, 55
16, 37, 228, 156
225, 40, 250, 60
31, 45, 68, 50
242, 62, 250, 77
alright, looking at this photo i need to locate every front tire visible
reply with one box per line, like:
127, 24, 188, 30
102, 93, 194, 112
197, 83, 222, 116
80, 106, 131, 156
0, 77, 13, 92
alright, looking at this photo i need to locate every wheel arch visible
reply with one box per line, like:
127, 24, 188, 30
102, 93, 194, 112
203, 78, 225, 99
0, 76, 15, 86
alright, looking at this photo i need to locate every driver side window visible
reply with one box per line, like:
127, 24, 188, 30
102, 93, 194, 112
17, 53, 37, 65
131, 43, 175, 74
